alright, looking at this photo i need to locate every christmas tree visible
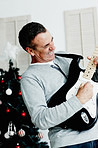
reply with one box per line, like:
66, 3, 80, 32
0, 60, 49, 148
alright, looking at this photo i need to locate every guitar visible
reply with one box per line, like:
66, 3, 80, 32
48, 47, 98, 131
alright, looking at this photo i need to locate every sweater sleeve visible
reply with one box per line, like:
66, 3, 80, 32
21, 76, 83, 130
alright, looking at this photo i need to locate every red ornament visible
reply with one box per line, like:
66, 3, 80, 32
16, 143, 20, 148
19, 90, 22, 95
6, 107, 10, 113
38, 132, 43, 139
21, 111, 26, 117
18, 129, 25, 137
18, 75, 21, 80
1, 79, 4, 83
16, 146, 20, 148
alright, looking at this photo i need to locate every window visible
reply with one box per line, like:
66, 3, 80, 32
64, 7, 98, 67
0, 15, 31, 74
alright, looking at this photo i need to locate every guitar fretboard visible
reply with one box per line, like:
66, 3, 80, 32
83, 46, 98, 80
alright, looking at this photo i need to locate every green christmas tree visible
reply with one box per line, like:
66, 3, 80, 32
0, 60, 49, 148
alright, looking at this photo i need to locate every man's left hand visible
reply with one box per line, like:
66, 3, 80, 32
87, 56, 98, 67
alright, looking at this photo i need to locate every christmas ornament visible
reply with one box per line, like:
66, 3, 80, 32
16, 143, 20, 148
18, 129, 25, 137
8, 121, 16, 136
6, 107, 10, 113
4, 121, 16, 139
6, 88, 12, 95
21, 111, 26, 117
38, 132, 43, 139
18, 75, 21, 80
0, 100, 2, 105
4, 132, 10, 139
1, 79, 4, 83
18, 90, 22, 95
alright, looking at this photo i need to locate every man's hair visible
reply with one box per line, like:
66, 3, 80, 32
18, 22, 46, 51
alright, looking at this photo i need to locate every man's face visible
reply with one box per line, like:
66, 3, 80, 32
30, 30, 56, 63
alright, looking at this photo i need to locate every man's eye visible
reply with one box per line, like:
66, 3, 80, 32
44, 37, 54, 49
45, 45, 48, 48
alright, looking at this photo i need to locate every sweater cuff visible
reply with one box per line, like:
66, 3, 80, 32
67, 96, 83, 112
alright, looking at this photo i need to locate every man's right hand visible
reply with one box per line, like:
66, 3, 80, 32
76, 82, 93, 104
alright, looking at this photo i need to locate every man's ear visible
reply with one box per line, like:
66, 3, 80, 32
26, 47, 35, 56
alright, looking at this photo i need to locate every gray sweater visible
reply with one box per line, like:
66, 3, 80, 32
21, 55, 98, 148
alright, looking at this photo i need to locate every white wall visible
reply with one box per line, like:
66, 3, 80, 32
0, 0, 98, 52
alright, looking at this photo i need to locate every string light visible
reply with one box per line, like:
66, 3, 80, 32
21, 111, 26, 117
18, 90, 22, 95
1, 79, 4, 83
18, 75, 21, 80
16, 143, 20, 148
16, 146, 20, 148
6, 107, 10, 113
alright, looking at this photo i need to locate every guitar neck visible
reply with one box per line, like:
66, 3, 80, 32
83, 46, 98, 80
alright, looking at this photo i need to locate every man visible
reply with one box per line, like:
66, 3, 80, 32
18, 22, 98, 148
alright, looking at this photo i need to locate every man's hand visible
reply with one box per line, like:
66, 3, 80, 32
76, 82, 93, 104
87, 56, 98, 67
76, 56, 98, 104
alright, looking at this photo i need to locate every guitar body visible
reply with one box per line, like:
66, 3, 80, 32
61, 72, 97, 131
48, 53, 97, 131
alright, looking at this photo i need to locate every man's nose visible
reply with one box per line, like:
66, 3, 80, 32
49, 42, 55, 50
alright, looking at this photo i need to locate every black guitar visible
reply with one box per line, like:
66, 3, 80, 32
48, 51, 98, 131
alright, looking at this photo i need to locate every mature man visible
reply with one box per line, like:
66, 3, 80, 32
19, 22, 98, 148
